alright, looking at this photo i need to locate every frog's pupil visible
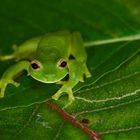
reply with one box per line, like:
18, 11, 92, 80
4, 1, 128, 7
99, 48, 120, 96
31, 63, 39, 69
60, 61, 67, 68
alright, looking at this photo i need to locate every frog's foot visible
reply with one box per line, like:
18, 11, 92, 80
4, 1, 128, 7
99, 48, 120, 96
0, 79, 20, 98
85, 70, 91, 78
79, 76, 84, 82
9, 80, 20, 87
0, 89, 5, 98
52, 87, 75, 103
84, 65, 92, 78
52, 92, 62, 101
56, 80, 66, 85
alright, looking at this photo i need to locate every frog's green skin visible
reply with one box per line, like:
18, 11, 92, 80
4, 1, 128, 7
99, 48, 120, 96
0, 31, 91, 102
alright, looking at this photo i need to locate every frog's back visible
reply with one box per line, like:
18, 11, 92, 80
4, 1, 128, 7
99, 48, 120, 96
36, 31, 71, 60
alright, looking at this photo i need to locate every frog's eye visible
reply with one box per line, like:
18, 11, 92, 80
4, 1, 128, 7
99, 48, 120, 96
31, 61, 41, 70
58, 59, 67, 69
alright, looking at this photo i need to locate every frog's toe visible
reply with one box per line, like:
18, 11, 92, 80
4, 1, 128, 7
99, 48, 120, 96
85, 69, 91, 78
56, 81, 65, 85
83, 65, 91, 78
79, 76, 84, 82
0, 91, 4, 98
52, 92, 61, 100
0, 85, 6, 98
68, 93, 75, 103
10, 80, 20, 87
0, 93, 4, 98
0, 88, 4, 98
52, 86, 75, 102
85, 72, 91, 78
67, 89, 75, 102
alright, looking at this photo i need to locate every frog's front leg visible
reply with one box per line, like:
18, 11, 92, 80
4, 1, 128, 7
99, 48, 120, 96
52, 60, 86, 102
52, 85, 74, 102
0, 61, 30, 98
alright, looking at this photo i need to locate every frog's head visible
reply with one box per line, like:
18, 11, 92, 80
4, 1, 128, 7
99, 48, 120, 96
29, 33, 70, 83
29, 58, 68, 83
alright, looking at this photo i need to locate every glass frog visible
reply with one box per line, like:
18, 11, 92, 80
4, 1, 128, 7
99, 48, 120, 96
0, 31, 91, 102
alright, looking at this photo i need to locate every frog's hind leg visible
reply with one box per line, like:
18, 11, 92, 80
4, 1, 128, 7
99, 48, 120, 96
0, 44, 17, 61
70, 32, 91, 78
0, 36, 41, 61
0, 54, 15, 61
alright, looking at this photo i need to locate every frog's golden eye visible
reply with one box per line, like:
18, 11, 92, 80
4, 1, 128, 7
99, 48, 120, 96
31, 60, 41, 70
57, 59, 67, 69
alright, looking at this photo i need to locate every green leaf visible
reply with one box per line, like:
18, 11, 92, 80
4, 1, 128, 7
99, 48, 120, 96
0, 0, 140, 139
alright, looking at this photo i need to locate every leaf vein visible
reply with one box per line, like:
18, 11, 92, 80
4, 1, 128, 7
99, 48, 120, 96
76, 88, 140, 103
99, 125, 140, 135
53, 123, 64, 140
76, 71, 140, 94
12, 105, 40, 139
75, 98, 140, 117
